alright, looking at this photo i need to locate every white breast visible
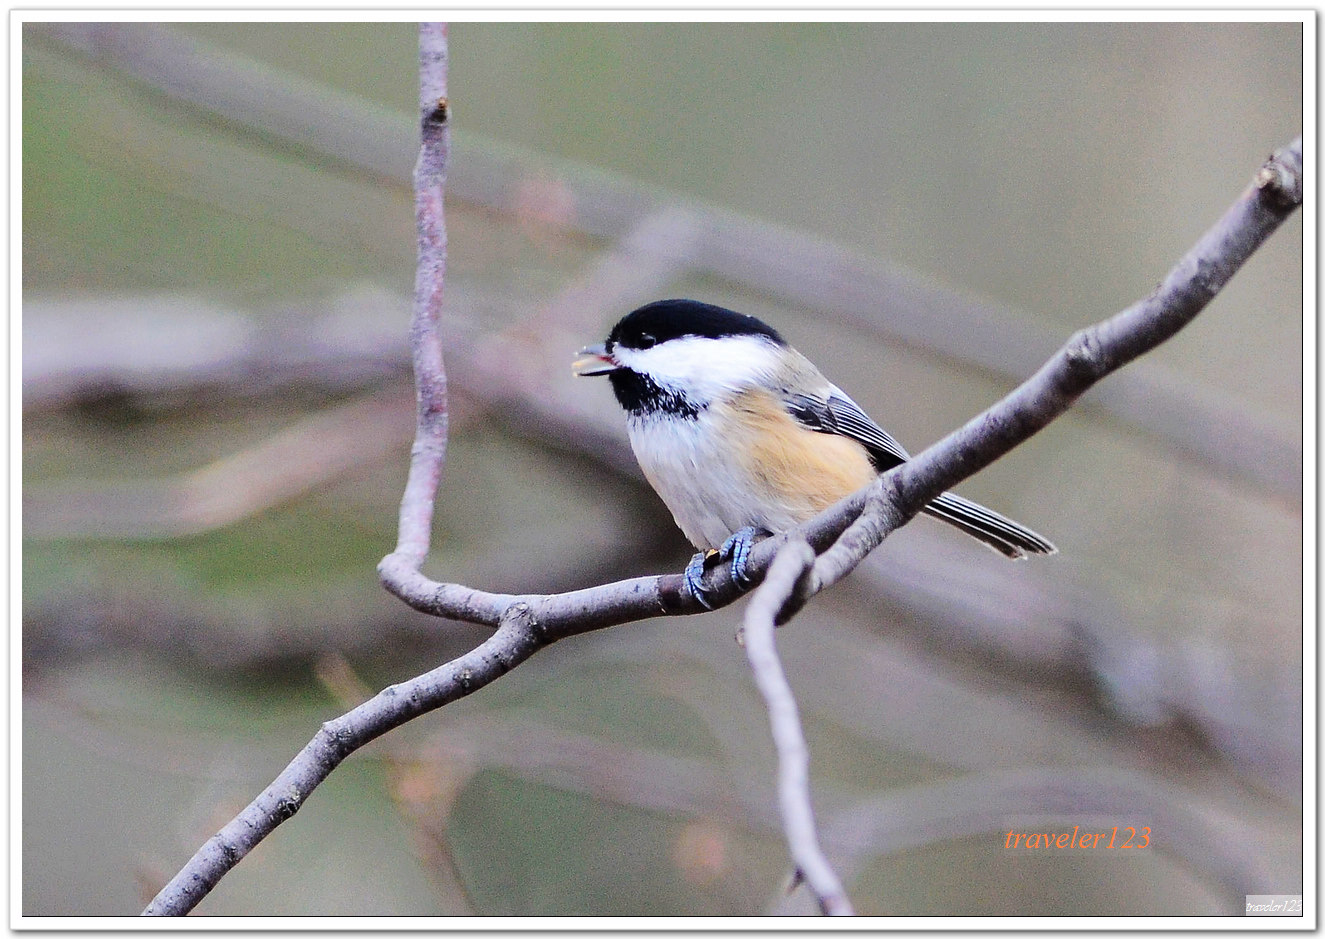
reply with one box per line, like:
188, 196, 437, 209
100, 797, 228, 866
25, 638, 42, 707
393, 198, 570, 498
626, 407, 809, 550
615, 334, 824, 548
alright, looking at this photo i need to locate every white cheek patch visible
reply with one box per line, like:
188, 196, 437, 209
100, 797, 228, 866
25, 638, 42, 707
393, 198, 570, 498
612, 335, 782, 404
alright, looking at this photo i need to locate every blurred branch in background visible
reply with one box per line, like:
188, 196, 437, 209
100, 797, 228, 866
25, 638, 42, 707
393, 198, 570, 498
23, 291, 413, 413
28, 21, 1300, 507
26, 387, 414, 540
22, 286, 1302, 803
22, 19, 1304, 919
29, 658, 1290, 914
21, 27, 1302, 781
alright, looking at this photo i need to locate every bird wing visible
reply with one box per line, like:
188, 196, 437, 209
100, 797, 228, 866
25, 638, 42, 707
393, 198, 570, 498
784, 388, 911, 471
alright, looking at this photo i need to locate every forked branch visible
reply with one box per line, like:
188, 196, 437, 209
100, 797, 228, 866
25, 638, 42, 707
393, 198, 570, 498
140, 29, 1301, 912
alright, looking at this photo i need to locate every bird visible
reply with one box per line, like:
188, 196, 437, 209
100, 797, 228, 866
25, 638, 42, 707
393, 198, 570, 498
573, 298, 1055, 607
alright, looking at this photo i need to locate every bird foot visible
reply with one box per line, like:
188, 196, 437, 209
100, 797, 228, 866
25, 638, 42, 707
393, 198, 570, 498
682, 527, 766, 609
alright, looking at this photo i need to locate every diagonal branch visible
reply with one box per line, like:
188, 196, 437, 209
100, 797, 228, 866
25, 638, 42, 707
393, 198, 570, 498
144, 132, 1301, 915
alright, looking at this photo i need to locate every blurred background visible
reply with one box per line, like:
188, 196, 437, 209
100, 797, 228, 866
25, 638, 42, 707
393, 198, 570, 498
21, 20, 1303, 917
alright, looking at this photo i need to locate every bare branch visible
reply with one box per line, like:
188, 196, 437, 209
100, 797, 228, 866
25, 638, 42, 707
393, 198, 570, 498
144, 25, 454, 915
390, 22, 451, 570
742, 540, 853, 915
741, 134, 1306, 603
885, 134, 1303, 522
382, 133, 1303, 626
143, 135, 1301, 914
141, 604, 546, 915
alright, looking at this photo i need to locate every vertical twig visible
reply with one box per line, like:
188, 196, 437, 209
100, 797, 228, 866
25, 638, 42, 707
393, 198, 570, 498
142, 27, 456, 917
391, 23, 451, 569
743, 540, 855, 916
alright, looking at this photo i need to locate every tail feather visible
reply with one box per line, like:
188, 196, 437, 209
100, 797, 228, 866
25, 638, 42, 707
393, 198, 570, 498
920, 491, 1056, 560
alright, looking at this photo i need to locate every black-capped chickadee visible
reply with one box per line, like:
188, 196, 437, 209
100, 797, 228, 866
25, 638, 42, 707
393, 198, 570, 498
574, 298, 1055, 606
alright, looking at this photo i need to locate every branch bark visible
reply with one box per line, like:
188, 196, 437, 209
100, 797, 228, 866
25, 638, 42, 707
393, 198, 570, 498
143, 126, 1301, 914
741, 539, 853, 915
391, 22, 451, 571
143, 24, 452, 915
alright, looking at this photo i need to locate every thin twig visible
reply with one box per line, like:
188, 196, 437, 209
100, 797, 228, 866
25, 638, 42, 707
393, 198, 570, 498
144, 25, 453, 915
742, 540, 853, 915
143, 136, 1301, 915
390, 22, 451, 570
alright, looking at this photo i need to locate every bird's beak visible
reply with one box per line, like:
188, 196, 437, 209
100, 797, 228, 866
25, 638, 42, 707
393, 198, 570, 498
572, 343, 616, 377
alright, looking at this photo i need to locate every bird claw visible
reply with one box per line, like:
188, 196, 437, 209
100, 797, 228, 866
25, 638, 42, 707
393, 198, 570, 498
683, 550, 717, 610
683, 527, 766, 609
721, 527, 760, 587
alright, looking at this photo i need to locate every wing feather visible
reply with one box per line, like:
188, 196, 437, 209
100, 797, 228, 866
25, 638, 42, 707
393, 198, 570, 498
781, 385, 1056, 557
785, 388, 910, 470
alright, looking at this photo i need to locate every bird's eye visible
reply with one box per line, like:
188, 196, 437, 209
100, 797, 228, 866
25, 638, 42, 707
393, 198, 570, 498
637, 332, 657, 349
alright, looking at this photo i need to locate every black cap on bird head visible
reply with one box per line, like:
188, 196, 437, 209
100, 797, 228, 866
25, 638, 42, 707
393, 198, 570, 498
606, 299, 786, 352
